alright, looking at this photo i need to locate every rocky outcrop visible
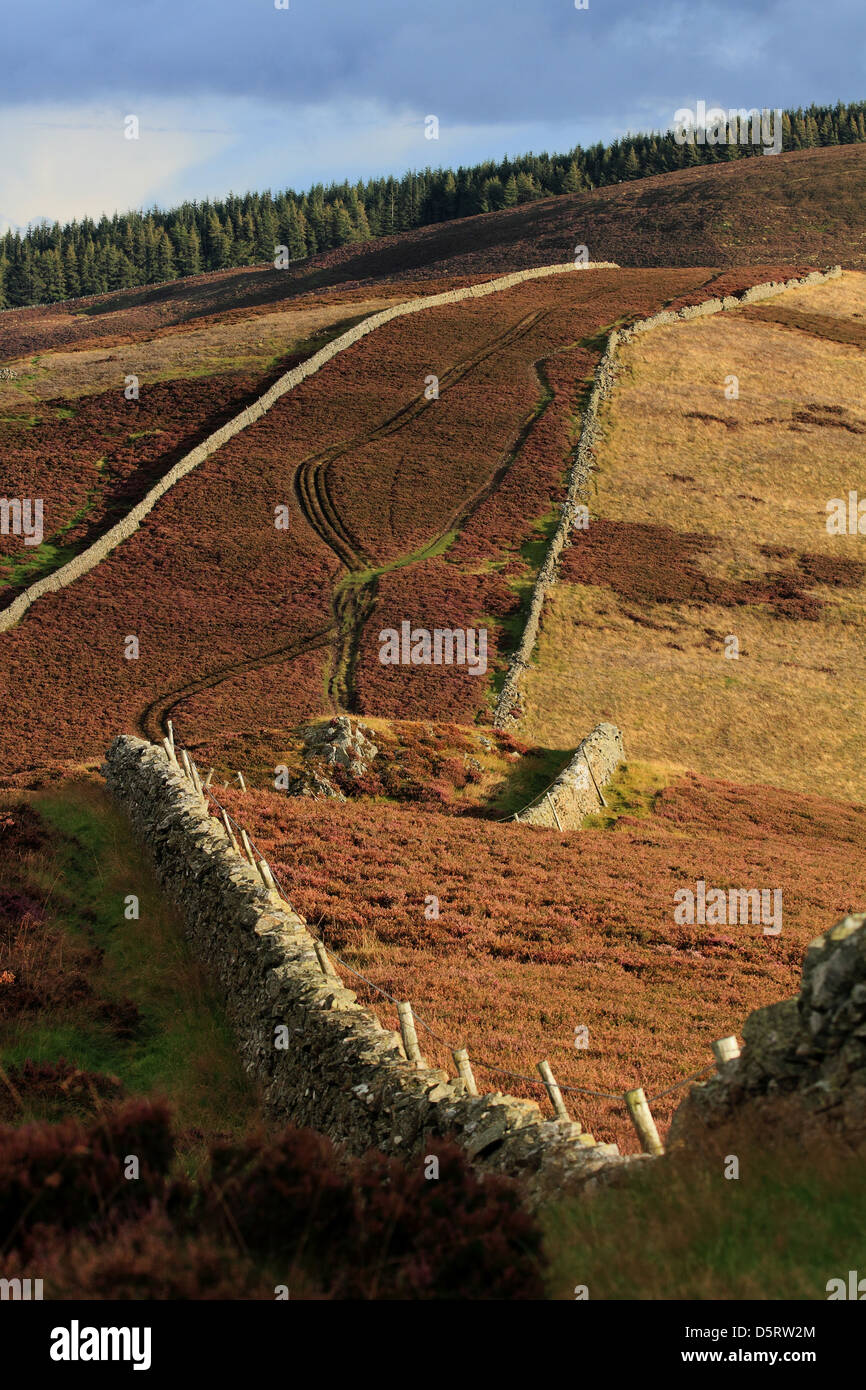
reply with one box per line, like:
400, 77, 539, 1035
669, 912, 866, 1146
302, 716, 378, 774
102, 733, 641, 1205
284, 767, 346, 801
285, 716, 379, 799
515, 722, 624, 829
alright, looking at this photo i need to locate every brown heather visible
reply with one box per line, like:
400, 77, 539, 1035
216, 770, 866, 1155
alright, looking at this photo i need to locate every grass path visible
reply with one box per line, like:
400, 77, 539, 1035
0, 778, 259, 1166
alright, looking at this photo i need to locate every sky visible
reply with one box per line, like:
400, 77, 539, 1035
1, 0, 863, 231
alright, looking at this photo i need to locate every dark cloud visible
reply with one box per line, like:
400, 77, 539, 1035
5, 0, 865, 126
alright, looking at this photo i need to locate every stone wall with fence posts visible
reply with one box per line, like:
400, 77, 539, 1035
102, 733, 862, 1201
513, 722, 624, 830
102, 732, 643, 1207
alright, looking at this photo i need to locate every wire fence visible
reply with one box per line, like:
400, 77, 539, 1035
163, 730, 739, 1156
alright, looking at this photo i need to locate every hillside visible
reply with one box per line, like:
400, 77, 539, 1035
2, 264, 789, 778
300, 144, 866, 283
0, 223, 862, 1291
211, 767, 866, 1156
521, 271, 866, 804
1, 144, 863, 366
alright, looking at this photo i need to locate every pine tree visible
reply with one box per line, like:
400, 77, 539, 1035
483, 177, 506, 210
62, 244, 81, 297
254, 204, 278, 262
86, 246, 104, 295
153, 229, 176, 282
6, 250, 30, 307
353, 202, 372, 240
281, 201, 307, 259
395, 183, 414, 230
175, 224, 201, 276
562, 160, 582, 194
307, 197, 328, 248
79, 239, 98, 295
515, 171, 537, 203
205, 211, 230, 269
440, 170, 458, 219
329, 203, 355, 245
42, 247, 67, 301
130, 224, 146, 281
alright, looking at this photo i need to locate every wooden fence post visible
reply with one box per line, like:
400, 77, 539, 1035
236, 771, 247, 792
204, 767, 214, 788
220, 809, 240, 856
166, 719, 175, 752
584, 750, 607, 807
452, 1047, 479, 1096
537, 1059, 570, 1122
314, 940, 340, 982
162, 737, 178, 767
625, 1087, 664, 1155
397, 1002, 425, 1068
712, 1036, 741, 1066
257, 858, 278, 893
239, 828, 257, 866
546, 792, 563, 832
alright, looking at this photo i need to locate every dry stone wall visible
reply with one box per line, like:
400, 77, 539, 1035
0, 260, 616, 637
669, 912, 866, 1148
103, 733, 642, 1205
515, 722, 624, 830
493, 265, 843, 727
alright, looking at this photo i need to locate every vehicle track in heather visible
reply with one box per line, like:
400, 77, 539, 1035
137, 626, 333, 745
141, 306, 553, 738
295, 307, 550, 710
292, 307, 546, 569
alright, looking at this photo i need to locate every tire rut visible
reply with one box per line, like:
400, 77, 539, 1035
137, 626, 333, 745
297, 308, 548, 710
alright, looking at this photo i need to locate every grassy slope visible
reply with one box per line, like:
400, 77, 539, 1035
0, 779, 258, 1166
543, 1130, 866, 1299
522, 271, 866, 803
